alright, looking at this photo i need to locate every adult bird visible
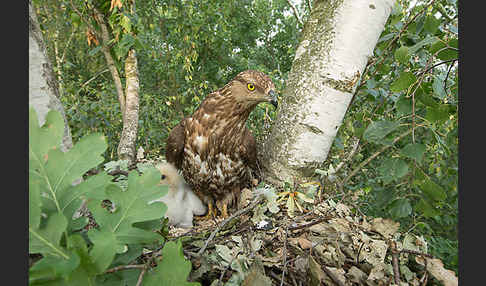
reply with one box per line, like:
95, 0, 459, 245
165, 70, 278, 218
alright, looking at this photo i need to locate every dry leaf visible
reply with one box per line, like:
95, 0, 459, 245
308, 255, 325, 286
298, 237, 312, 249
416, 257, 458, 286
371, 217, 400, 238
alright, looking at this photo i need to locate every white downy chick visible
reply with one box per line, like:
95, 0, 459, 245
149, 162, 206, 228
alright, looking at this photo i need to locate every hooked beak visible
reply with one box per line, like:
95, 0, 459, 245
268, 90, 278, 108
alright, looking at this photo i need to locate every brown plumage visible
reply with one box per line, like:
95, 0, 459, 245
165, 70, 278, 218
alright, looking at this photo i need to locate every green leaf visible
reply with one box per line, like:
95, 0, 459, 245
363, 120, 400, 143
378, 158, 409, 184
29, 251, 80, 283
415, 198, 439, 218
419, 178, 446, 202
67, 234, 99, 276
120, 15, 132, 33
29, 213, 69, 257
144, 240, 200, 286
394, 46, 410, 64
60, 172, 112, 231
29, 108, 64, 172
390, 72, 416, 93
400, 143, 426, 163
395, 97, 412, 115
409, 36, 439, 53
88, 45, 102, 56
429, 39, 458, 60
88, 229, 119, 274
389, 198, 412, 218
30, 108, 109, 226
424, 15, 440, 35
29, 175, 42, 230
87, 168, 167, 245
438, 39, 458, 61
416, 89, 439, 108
425, 104, 449, 123
95, 269, 141, 286
432, 76, 446, 100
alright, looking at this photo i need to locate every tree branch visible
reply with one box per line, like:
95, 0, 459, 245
286, 0, 304, 26
92, 7, 126, 121
342, 128, 415, 186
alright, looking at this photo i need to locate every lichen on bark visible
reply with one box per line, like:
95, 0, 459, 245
262, 0, 395, 183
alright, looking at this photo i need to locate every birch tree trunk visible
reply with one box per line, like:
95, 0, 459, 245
29, 0, 73, 152
262, 0, 395, 182
117, 49, 140, 163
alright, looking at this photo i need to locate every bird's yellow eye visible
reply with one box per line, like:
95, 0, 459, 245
247, 83, 255, 91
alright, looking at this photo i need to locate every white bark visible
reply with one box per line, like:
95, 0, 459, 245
29, 0, 73, 152
262, 0, 395, 182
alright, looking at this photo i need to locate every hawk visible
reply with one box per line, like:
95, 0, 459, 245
165, 70, 278, 218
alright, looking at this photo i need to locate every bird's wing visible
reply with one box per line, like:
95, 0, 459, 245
165, 118, 186, 170
241, 127, 258, 171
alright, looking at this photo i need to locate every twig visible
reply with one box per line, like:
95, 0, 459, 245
280, 224, 289, 286
332, 137, 361, 175
389, 241, 401, 285
68, 0, 100, 39
417, 58, 458, 77
135, 267, 147, 286
356, 242, 365, 265
270, 271, 292, 286
420, 258, 429, 286
400, 249, 434, 258
443, 59, 457, 96
196, 195, 264, 256
321, 263, 346, 286
78, 68, 110, 92
289, 271, 299, 286
288, 216, 331, 231
286, 0, 304, 26
108, 169, 129, 177
105, 264, 146, 273
341, 128, 415, 186
306, 0, 312, 12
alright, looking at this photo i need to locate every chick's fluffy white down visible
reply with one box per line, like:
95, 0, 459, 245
149, 162, 206, 228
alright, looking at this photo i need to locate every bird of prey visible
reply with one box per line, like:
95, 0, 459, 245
149, 162, 206, 228
165, 70, 278, 218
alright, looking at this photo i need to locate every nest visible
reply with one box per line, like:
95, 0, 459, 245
163, 188, 457, 286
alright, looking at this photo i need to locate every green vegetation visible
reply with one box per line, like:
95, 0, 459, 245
29, 107, 198, 285
32, 0, 458, 281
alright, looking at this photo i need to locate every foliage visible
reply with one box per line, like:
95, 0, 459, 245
34, 0, 301, 160
323, 0, 458, 273
33, 0, 458, 279
29, 108, 196, 285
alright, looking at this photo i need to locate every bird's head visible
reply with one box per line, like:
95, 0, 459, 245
156, 162, 182, 190
230, 70, 278, 109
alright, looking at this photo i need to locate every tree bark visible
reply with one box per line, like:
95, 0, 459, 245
29, 0, 73, 152
262, 0, 395, 182
117, 49, 140, 163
